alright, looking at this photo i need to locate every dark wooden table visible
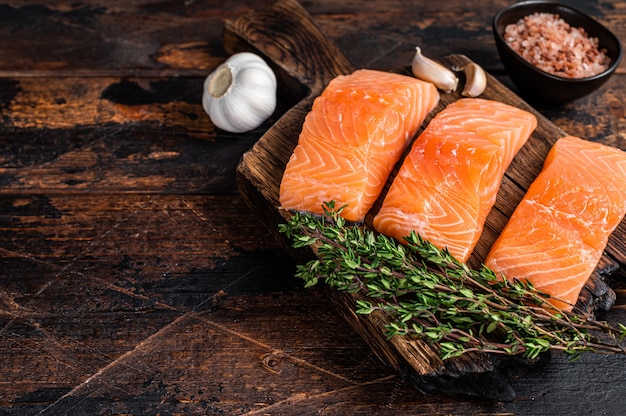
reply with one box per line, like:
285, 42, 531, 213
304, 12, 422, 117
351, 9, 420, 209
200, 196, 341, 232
1, 1, 625, 415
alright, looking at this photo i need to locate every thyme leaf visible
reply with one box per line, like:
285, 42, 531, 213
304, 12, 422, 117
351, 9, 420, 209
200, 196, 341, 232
278, 201, 626, 361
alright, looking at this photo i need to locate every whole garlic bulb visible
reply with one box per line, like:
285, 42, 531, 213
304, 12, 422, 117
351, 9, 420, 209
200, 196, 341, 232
202, 52, 277, 133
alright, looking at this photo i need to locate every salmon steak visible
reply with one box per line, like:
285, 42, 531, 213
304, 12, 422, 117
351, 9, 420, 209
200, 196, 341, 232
485, 135, 626, 311
373, 98, 537, 262
279, 69, 439, 222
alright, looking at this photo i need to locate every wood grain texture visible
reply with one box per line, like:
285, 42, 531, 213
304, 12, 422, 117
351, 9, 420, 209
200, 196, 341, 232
1, 0, 626, 414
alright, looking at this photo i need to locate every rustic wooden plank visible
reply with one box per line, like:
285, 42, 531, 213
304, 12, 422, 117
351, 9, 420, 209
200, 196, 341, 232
0, 72, 306, 196
0, 75, 304, 133
0, 0, 622, 85
0, 192, 303, 410
0, 194, 284, 260
0, 0, 500, 76
0, 1, 249, 75
0, 124, 266, 194
0, 303, 182, 408
0, 193, 297, 322
20, 309, 380, 415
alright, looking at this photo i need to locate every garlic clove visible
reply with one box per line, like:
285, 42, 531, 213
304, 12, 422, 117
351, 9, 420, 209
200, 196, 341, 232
460, 62, 487, 98
411, 47, 459, 93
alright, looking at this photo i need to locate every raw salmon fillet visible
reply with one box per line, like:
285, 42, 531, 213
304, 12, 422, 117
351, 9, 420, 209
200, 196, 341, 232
485, 135, 626, 311
373, 98, 537, 262
279, 69, 440, 222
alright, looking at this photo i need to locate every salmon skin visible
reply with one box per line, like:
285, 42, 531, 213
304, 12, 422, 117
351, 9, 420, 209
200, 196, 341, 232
279, 69, 440, 222
373, 98, 537, 263
485, 135, 626, 311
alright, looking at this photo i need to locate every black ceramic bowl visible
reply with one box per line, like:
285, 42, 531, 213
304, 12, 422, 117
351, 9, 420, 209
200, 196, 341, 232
493, 1, 622, 105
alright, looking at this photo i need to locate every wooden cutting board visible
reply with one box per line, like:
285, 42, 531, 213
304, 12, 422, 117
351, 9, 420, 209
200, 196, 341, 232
223, 0, 625, 401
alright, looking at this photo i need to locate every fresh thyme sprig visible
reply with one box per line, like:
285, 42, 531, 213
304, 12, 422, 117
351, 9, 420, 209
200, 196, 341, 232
279, 201, 626, 361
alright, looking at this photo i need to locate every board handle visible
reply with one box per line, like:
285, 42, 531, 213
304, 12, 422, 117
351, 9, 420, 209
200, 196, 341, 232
226, 0, 357, 214
222, 0, 356, 96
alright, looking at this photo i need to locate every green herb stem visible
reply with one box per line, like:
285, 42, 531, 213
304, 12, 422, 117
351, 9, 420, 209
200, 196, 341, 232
279, 202, 626, 361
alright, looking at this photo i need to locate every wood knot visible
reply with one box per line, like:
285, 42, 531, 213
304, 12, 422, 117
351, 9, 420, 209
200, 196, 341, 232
259, 352, 282, 374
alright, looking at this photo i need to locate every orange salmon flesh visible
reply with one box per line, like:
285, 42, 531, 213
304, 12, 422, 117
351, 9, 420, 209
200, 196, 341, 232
279, 69, 440, 222
374, 98, 537, 262
485, 135, 626, 311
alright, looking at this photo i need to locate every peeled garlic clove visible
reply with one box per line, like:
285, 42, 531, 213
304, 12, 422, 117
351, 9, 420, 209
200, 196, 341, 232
461, 62, 487, 98
411, 47, 459, 93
